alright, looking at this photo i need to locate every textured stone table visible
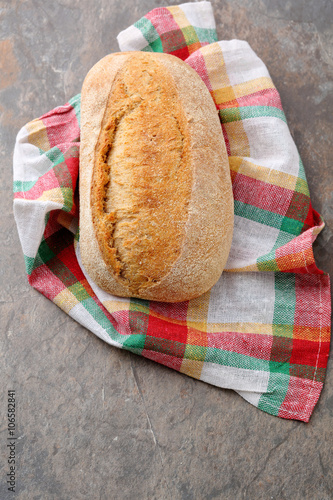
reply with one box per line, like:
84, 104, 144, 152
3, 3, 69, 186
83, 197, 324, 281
1, 1, 332, 499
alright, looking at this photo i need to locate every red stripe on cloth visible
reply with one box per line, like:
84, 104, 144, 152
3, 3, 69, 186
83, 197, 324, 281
146, 8, 180, 34
215, 98, 240, 110
32, 240, 124, 332
142, 349, 183, 371
236, 88, 283, 109
29, 263, 67, 300
215, 98, 241, 110
286, 262, 324, 275
303, 201, 315, 228
56, 244, 89, 282
15, 152, 79, 202
41, 103, 80, 149
275, 227, 324, 274
145, 9, 191, 59
15, 167, 62, 200
111, 310, 133, 336
54, 149, 78, 188
278, 376, 323, 422
290, 339, 330, 369
233, 172, 294, 214
285, 191, 310, 224
276, 229, 315, 259
294, 274, 331, 328
303, 203, 324, 232
185, 50, 214, 91
147, 314, 188, 343
207, 331, 273, 360
168, 45, 190, 60
149, 300, 189, 322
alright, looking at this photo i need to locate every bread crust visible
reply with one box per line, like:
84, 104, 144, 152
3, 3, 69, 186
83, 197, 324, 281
79, 52, 234, 302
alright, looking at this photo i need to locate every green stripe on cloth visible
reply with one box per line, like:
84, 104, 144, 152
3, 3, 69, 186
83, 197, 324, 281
273, 230, 295, 248
123, 299, 150, 354
272, 274, 296, 338
13, 179, 37, 193
141, 44, 156, 53
148, 38, 163, 52
37, 237, 56, 264
80, 297, 127, 344
220, 106, 287, 124
145, 337, 186, 358
24, 255, 35, 276
123, 334, 146, 354
280, 216, 304, 235
257, 372, 290, 417
297, 157, 307, 181
234, 200, 305, 235
257, 273, 296, 413
45, 147, 64, 165
290, 364, 326, 384
134, 17, 162, 51
234, 200, 282, 229
295, 158, 310, 196
193, 26, 218, 44
205, 347, 270, 371
257, 257, 280, 272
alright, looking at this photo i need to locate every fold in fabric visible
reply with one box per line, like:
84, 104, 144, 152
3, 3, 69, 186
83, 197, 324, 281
13, 2, 331, 421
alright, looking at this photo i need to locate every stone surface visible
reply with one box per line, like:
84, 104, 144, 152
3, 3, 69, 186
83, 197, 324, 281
1, 0, 332, 499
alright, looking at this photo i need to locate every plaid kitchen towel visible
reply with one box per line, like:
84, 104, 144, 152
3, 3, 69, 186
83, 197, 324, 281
13, 1, 331, 421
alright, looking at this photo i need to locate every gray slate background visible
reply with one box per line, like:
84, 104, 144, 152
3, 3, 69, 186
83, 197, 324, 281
1, 0, 332, 499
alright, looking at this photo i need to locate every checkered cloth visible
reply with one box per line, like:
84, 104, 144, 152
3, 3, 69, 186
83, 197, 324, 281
13, 1, 331, 421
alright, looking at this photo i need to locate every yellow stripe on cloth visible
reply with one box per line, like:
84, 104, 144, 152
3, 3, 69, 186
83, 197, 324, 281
54, 288, 79, 313
202, 43, 231, 92
223, 121, 251, 157
232, 77, 276, 99
229, 157, 308, 194
226, 263, 260, 272
37, 188, 65, 204
186, 290, 211, 331
25, 119, 50, 152
37, 187, 72, 205
198, 43, 251, 156
167, 6, 202, 54
212, 78, 275, 106
180, 358, 205, 380
167, 5, 191, 28
294, 325, 330, 342
102, 300, 130, 314
206, 322, 273, 335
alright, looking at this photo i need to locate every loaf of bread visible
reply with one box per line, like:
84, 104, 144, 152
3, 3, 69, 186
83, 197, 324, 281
79, 52, 233, 302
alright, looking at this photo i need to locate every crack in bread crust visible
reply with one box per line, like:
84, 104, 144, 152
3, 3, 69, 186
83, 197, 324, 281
91, 53, 192, 293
